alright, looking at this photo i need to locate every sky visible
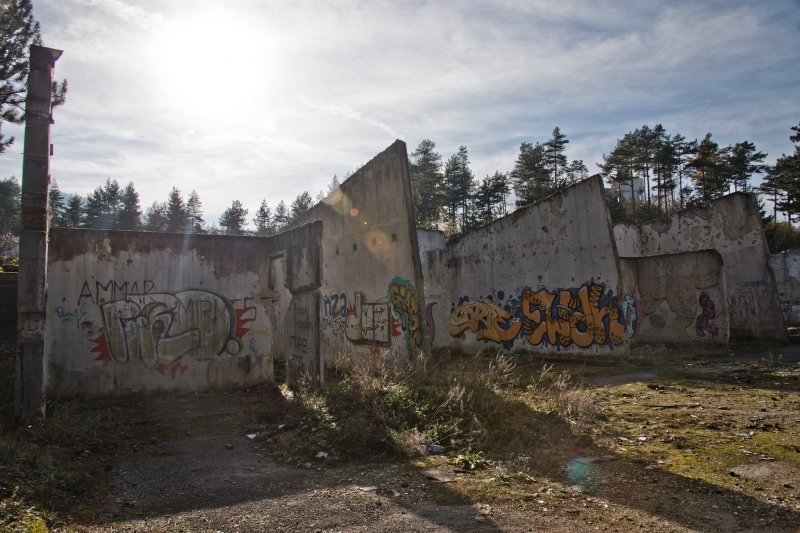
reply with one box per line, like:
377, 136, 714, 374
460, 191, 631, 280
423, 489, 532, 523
1, 0, 799, 226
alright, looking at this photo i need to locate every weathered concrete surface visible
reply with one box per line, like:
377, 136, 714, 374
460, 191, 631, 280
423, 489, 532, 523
769, 248, 800, 326
620, 251, 729, 345
421, 176, 633, 356
614, 193, 784, 340
0, 273, 17, 338
45, 223, 321, 396
294, 141, 425, 363
16, 45, 62, 419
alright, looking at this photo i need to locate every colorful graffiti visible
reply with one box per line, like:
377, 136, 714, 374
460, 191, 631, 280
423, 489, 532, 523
389, 277, 422, 352
449, 282, 635, 350
321, 277, 422, 354
93, 289, 254, 368
696, 291, 719, 337
448, 299, 521, 342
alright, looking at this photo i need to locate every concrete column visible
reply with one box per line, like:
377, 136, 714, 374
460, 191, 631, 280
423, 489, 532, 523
15, 45, 62, 420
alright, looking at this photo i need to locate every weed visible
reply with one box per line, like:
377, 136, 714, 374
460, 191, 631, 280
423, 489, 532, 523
261, 351, 597, 463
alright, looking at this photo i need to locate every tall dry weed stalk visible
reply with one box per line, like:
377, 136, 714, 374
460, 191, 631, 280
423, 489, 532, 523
528, 364, 597, 423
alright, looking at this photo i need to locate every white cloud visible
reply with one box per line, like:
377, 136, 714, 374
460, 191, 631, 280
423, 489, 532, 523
1, 0, 797, 221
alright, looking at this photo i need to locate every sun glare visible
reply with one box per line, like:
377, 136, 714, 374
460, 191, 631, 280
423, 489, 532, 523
148, 8, 279, 127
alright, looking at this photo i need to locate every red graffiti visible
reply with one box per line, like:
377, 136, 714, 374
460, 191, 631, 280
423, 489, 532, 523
390, 313, 401, 337
90, 331, 112, 361
234, 306, 255, 338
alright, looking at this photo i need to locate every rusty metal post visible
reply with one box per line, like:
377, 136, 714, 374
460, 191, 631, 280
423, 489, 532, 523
15, 45, 62, 420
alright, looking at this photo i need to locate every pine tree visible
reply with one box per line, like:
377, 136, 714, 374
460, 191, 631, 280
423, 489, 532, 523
253, 199, 272, 235
489, 170, 510, 216
410, 139, 444, 228
0, 0, 67, 153
186, 190, 204, 232
165, 187, 187, 232
763, 123, 800, 222
328, 174, 341, 194
564, 160, 588, 185
144, 201, 167, 231
474, 176, 496, 224
63, 195, 83, 227
290, 191, 313, 222
725, 141, 767, 193
273, 200, 289, 232
118, 182, 141, 230
511, 142, 550, 207
83, 178, 122, 229
220, 200, 248, 235
48, 179, 65, 226
544, 127, 569, 188
0, 176, 20, 235
688, 133, 728, 205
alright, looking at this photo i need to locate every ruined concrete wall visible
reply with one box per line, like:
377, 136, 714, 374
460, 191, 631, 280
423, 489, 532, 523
769, 249, 800, 326
422, 176, 635, 356
619, 251, 729, 345
45, 222, 321, 396
613, 193, 784, 340
293, 141, 425, 363
0, 273, 17, 338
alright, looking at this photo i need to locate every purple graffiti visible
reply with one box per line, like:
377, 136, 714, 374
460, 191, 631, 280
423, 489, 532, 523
696, 292, 719, 337
425, 302, 437, 344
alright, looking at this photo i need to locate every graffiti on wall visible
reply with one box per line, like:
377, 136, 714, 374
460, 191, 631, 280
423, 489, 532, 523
288, 300, 315, 366
695, 291, 719, 337
322, 290, 392, 346
449, 282, 636, 350
347, 292, 391, 346
728, 280, 774, 335
425, 303, 437, 344
86, 288, 256, 376
448, 299, 521, 342
389, 277, 422, 352
320, 277, 422, 354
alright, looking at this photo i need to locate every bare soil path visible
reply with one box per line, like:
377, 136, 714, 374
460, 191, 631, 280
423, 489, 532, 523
4, 345, 798, 532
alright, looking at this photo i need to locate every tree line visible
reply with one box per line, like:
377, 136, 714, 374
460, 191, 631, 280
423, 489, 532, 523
410, 127, 588, 235
0, 177, 321, 237
410, 122, 800, 234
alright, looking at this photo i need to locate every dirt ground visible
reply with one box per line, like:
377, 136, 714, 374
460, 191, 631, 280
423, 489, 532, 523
4, 344, 800, 532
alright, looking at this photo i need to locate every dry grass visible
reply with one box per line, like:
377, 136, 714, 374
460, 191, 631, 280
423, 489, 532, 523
258, 350, 597, 463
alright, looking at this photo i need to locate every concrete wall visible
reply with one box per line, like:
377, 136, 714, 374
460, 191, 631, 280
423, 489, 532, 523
0, 273, 17, 339
769, 248, 800, 326
294, 140, 425, 363
619, 251, 729, 345
45, 222, 322, 397
614, 193, 784, 340
421, 176, 636, 355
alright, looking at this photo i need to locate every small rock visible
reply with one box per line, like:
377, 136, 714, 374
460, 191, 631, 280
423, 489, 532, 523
315, 451, 329, 459
246, 433, 257, 440
225, 444, 234, 450
357, 486, 378, 492
426, 444, 446, 455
